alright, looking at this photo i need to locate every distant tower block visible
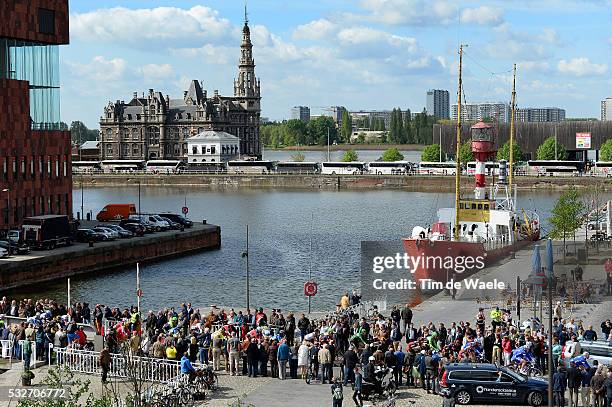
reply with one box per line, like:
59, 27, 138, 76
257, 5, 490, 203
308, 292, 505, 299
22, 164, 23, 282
470, 121, 497, 200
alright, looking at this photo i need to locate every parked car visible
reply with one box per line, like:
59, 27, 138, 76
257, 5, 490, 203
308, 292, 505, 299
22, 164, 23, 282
92, 227, 116, 241
160, 213, 193, 228
118, 221, 147, 236
96, 204, 137, 221
0, 240, 30, 255
0, 247, 8, 258
159, 216, 183, 230
7, 230, 21, 244
98, 224, 134, 238
75, 229, 104, 243
128, 215, 169, 232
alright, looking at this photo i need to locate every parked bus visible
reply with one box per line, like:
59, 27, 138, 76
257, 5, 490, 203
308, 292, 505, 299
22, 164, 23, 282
367, 161, 411, 175
72, 161, 101, 174
526, 160, 583, 176
227, 160, 275, 174
590, 161, 612, 177
320, 162, 366, 175
145, 160, 185, 173
100, 160, 145, 173
275, 162, 320, 174
418, 162, 457, 175
465, 162, 501, 176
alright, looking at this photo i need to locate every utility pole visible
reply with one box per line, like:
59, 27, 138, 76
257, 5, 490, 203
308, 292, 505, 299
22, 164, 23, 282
242, 225, 250, 311
509, 64, 516, 195
453, 44, 465, 242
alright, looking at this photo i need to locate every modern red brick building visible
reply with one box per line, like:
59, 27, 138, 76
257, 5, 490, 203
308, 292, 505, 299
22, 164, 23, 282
0, 0, 72, 232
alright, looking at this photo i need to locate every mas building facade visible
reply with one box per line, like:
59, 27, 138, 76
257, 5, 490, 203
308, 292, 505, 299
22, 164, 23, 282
100, 16, 261, 161
0, 0, 72, 231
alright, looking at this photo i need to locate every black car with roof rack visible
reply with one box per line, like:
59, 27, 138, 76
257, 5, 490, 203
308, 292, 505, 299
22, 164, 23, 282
439, 363, 547, 406
159, 213, 193, 228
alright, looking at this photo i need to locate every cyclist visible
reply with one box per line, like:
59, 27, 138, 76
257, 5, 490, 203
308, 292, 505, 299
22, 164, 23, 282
511, 345, 534, 373
570, 352, 591, 369
181, 352, 197, 382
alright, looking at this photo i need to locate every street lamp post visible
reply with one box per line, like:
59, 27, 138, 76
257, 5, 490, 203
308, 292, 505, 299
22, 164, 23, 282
127, 178, 142, 216
80, 174, 84, 220
2, 188, 9, 230
241, 225, 250, 311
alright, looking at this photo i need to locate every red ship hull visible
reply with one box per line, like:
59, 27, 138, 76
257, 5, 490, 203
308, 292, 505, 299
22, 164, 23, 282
402, 239, 485, 284
402, 238, 533, 288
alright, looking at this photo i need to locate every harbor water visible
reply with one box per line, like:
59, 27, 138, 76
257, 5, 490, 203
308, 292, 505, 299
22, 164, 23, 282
16, 187, 561, 312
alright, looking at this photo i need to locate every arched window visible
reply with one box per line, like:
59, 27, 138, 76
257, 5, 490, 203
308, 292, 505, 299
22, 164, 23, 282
120, 128, 129, 141
105, 128, 113, 141
132, 128, 139, 141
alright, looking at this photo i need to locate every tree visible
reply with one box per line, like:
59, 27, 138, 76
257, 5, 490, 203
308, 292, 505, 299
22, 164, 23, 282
340, 108, 353, 143
291, 152, 305, 162
342, 150, 359, 162
285, 119, 308, 145
307, 116, 337, 146
600, 139, 612, 161
459, 141, 474, 164
549, 187, 583, 263
70, 121, 99, 144
356, 132, 366, 144
381, 148, 405, 162
497, 140, 524, 162
421, 144, 441, 162
403, 110, 413, 144
537, 136, 568, 160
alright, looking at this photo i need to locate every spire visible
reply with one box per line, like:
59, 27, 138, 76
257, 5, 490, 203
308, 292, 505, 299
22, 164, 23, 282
244, 0, 249, 26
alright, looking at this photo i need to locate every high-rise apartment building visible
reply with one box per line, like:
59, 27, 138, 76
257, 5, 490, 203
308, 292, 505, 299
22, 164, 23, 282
451, 102, 510, 123
291, 106, 310, 122
515, 107, 565, 122
426, 89, 450, 119
602, 98, 612, 121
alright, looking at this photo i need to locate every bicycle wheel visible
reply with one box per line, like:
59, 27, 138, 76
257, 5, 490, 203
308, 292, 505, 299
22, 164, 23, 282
210, 373, 219, 391
528, 366, 543, 377
305, 367, 312, 384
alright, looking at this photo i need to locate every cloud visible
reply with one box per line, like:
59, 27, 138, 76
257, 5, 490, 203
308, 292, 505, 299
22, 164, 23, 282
66, 56, 127, 82
557, 58, 608, 76
70, 6, 235, 49
356, 0, 456, 26
170, 44, 234, 65
518, 61, 551, 73
461, 6, 504, 25
136, 64, 174, 80
292, 19, 336, 40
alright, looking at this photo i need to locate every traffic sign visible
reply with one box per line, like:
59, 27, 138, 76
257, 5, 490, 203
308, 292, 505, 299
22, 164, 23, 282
304, 281, 318, 297
182, 206, 189, 215
136, 289, 143, 297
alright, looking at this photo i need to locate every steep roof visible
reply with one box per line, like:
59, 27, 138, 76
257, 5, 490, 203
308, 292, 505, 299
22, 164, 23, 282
187, 130, 240, 142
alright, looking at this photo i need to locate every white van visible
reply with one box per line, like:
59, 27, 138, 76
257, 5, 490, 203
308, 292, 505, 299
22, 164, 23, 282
128, 215, 169, 232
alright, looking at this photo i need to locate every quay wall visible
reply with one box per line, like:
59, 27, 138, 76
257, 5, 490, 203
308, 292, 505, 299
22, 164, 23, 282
0, 224, 220, 291
74, 174, 612, 191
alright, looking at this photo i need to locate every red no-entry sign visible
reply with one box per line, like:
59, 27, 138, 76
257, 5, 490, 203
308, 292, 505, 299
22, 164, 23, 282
304, 281, 318, 297
182, 206, 189, 215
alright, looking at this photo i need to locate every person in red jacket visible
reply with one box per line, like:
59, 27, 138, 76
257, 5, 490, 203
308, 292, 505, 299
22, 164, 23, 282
501, 335, 513, 366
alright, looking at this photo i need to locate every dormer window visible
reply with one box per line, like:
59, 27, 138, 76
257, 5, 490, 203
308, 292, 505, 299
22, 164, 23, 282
127, 114, 132, 120
186, 113, 191, 119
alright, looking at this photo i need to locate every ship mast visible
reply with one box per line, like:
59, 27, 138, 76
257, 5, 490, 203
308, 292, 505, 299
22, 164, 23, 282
509, 63, 517, 195
454, 45, 464, 241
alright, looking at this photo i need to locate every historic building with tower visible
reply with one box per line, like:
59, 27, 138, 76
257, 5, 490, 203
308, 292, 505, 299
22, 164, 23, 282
99, 11, 261, 161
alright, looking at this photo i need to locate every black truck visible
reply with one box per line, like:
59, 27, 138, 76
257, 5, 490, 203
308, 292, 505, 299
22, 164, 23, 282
22, 215, 73, 250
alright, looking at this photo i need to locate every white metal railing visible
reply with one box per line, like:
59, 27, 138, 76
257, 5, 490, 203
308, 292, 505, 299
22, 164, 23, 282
0, 340, 13, 359
53, 346, 203, 383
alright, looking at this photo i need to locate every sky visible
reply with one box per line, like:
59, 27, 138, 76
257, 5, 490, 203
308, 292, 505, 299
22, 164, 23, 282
61, 0, 612, 128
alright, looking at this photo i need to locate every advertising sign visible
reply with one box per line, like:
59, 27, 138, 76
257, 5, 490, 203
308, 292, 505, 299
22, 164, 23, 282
576, 132, 591, 149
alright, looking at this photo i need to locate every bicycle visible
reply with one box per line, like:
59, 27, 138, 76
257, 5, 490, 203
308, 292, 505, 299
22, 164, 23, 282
305, 362, 318, 385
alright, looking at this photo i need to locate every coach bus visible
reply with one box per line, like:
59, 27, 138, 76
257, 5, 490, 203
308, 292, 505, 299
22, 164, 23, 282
590, 162, 612, 177
367, 161, 412, 175
275, 162, 320, 174
227, 160, 275, 174
72, 161, 101, 174
145, 160, 185, 174
320, 162, 366, 175
418, 162, 457, 175
466, 162, 501, 176
526, 160, 583, 176
100, 160, 145, 173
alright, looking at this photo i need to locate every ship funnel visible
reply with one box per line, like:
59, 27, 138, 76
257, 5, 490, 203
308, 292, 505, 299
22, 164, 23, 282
498, 160, 508, 184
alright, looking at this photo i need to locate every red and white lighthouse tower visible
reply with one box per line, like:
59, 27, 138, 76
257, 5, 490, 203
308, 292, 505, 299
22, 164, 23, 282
470, 121, 497, 200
